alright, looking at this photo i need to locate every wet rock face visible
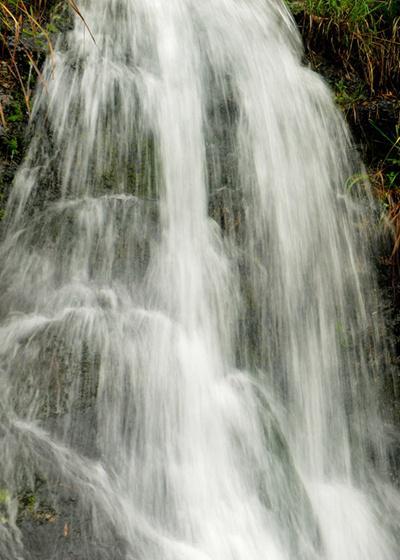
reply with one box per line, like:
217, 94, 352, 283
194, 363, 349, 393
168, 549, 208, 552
17, 480, 126, 560
345, 98, 400, 167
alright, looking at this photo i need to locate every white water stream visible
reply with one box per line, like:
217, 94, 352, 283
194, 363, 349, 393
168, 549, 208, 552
0, 1, 399, 559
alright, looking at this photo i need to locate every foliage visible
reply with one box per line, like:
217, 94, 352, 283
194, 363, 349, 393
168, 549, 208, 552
286, 0, 400, 93
290, 0, 399, 22
370, 124, 400, 259
0, 1, 58, 115
0, 1, 89, 121
334, 78, 367, 114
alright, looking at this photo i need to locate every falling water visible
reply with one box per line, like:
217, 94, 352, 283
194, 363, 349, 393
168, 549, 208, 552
0, 0, 399, 558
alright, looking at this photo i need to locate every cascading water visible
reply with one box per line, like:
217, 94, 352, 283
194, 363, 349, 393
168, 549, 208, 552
0, 0, 399, 558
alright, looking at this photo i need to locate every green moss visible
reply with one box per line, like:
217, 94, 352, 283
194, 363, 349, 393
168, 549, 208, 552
0, 488, 11, 504
336, 321, 353, 349
0, 488, 11, 524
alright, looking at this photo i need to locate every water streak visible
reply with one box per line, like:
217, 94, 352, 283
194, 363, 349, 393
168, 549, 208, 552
0, 0, 399, 558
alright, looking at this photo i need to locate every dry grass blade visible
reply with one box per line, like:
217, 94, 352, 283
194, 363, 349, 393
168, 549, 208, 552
0, 1, 19, 26
0, 102, 7, 128
24, 48, 48, 92
68, 0, 96, 45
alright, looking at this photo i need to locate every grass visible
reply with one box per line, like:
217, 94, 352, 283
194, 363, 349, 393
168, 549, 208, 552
0, 1, 59, 116
287, 0, 400, 93
0, 0, 91, 121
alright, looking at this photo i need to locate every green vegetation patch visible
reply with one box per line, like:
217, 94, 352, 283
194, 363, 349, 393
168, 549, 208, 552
290, 0, 399, 22
286, 0, 400, 93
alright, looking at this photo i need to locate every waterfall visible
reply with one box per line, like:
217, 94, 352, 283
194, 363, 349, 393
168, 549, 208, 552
0, 0, 399, 558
